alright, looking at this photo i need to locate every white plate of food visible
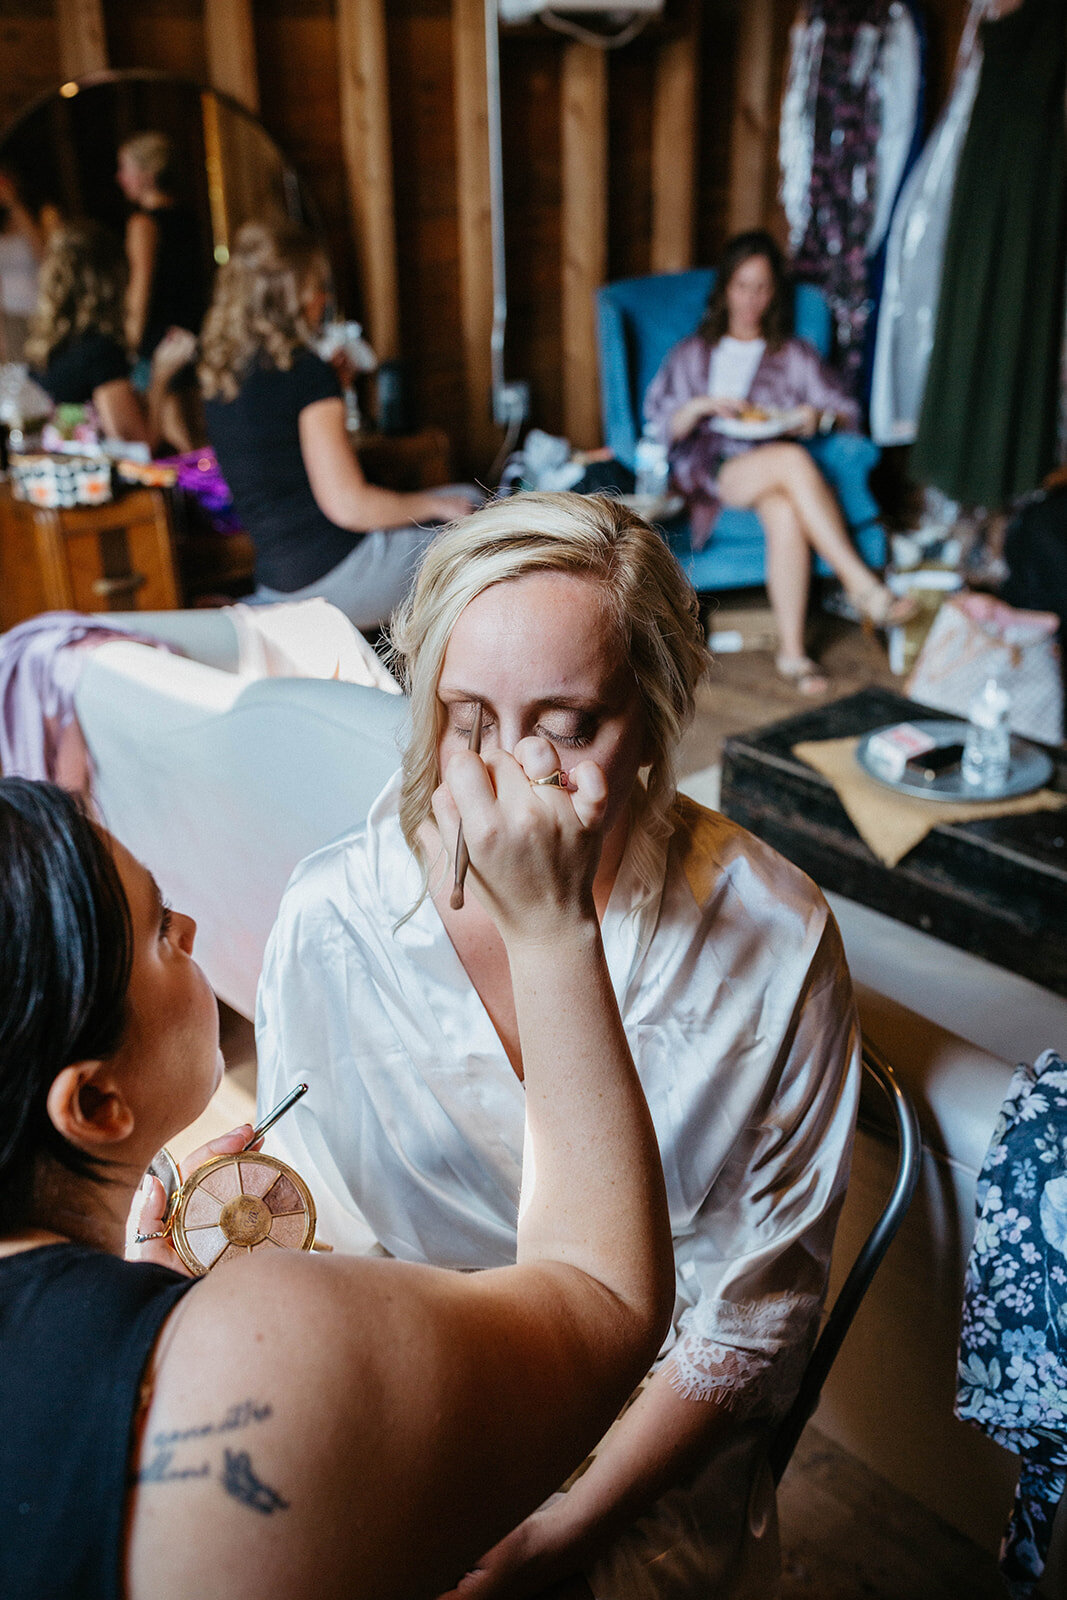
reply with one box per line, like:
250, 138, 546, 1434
711, 406, 808, 441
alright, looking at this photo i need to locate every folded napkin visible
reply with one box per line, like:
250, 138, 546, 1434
792, 735, 1066, 867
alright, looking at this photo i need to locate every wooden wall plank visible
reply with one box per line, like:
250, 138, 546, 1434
388, 7, 466, 445
253, 3, 354, 310
0, 14, 62, 137
55, 0, 107, 80
204, 0, 260, 113
336, 0, 399, 360
726, 0, 776, 238
560, 40, 606, 449
650, 12, 699, 273
452, 0, 499, 468
106, 0, 207, 80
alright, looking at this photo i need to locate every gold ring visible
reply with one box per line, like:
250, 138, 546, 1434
530, 771, 564, 788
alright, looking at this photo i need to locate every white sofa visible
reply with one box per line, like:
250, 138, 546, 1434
70, 610, 1067, 1581
75, 610, 408, 1019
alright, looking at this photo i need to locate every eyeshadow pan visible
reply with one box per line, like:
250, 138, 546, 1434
239, 1161, 277, 1198
199, 1165, 241, 1203
265, 1173, 302, 1215
187, 1225, 228, 1269
183, 1188, 222, 1228
216, 1243, 253, 1267
269, 1212, 308, 1249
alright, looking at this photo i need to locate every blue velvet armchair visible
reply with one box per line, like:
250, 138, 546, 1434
595, 270, 886, 592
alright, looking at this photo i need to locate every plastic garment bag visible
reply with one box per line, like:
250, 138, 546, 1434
868, 1, 986, 446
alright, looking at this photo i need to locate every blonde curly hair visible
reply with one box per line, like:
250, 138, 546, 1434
198, 219, 327, 402
118, 130, 176, 190
387, 491, 710, 908
24, 222, 127, 370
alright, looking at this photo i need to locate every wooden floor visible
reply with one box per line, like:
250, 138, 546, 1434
778, 1428, 1007, 1599
678, 600, 899, 783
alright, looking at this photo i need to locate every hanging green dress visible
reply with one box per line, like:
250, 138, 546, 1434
912, 0, 1066, 508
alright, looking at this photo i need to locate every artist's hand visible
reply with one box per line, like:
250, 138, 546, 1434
436, 1503, 594, 1599
432, 740, 608, 945
127, 1126, 262, 1274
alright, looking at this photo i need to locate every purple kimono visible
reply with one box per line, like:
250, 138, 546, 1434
643, 334, 860, 549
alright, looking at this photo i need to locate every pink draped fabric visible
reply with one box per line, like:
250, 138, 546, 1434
0, 612, 170, 793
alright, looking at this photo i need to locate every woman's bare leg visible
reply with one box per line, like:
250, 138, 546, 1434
755, 490, 812, 664
718, 442, 875, 597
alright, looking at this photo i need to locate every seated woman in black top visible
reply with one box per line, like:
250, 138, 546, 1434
26, 221, 194, 452
0, 775, 671, 1600
200, 219, 474, 631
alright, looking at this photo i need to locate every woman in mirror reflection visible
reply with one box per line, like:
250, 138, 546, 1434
116, 130, 207, 385
199, 219, 477, 634
257, 491, 862, 1600
25, 220, 195, 452
0, 771, 673, 1600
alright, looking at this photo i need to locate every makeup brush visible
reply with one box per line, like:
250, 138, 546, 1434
449, 701, 483, 910
242, 1082, 309, 1151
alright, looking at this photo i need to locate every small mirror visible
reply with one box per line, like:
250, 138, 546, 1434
0, 69, 323, 359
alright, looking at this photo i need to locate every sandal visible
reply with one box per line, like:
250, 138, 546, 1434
776, 654, 831, 697
848, 579, 919, 630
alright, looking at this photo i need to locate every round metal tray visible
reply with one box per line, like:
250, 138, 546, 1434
856, 719, 1053, 802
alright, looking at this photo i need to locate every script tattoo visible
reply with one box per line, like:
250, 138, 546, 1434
221, 1448, 290, 1514
137, 1397, 288, 1513
137, 1448, 211, 1484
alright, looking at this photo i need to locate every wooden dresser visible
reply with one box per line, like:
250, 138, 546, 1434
0, 483, 181, 630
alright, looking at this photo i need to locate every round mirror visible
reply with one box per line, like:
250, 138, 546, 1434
0, 70, 323, 360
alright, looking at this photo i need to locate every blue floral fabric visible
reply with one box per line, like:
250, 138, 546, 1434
957, 1048, 1067, 1596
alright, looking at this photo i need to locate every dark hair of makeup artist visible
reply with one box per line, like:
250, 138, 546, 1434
0, 778, 131, 1231
698, 228, 791, 351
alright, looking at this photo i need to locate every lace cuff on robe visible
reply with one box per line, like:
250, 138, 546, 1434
665, 1291, 822, 1417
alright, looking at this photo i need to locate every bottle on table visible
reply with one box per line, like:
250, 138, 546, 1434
634, 432, 670, 501
961, 678, 1012, 790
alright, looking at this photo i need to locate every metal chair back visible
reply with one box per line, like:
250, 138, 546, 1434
769, 1038, 923, 1483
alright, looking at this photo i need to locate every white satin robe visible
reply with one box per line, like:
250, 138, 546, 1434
256, 776, 860, 1599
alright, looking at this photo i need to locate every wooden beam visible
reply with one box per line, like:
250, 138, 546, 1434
55, 0, 107, 81
650, 14, 699, 273
204, 0, 260, 114
560, 41, 607, 450
726, 0, 776, 236
336, 0, 400, 361
452, 0, 499, 467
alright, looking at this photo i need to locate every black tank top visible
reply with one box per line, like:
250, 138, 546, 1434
0, 1242, 194, 1599
137, 203, 207, 360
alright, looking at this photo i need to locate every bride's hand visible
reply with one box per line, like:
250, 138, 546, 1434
432, 738, 608, 944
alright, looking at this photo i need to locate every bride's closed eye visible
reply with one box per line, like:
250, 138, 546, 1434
536, 720, 594, 749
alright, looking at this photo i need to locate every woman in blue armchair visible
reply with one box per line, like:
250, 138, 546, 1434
644, 230, 913, 695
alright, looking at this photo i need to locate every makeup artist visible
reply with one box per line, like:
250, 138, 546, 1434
0, 773, 673, 1600
257, 491, 862, 1600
